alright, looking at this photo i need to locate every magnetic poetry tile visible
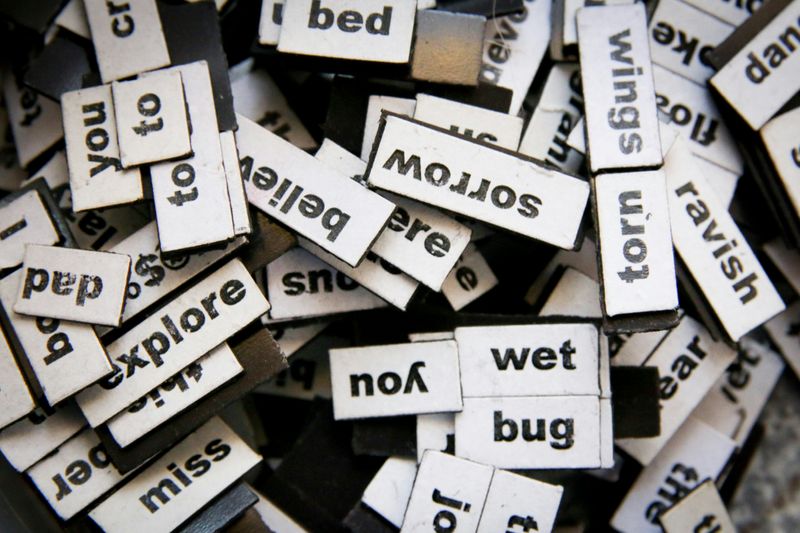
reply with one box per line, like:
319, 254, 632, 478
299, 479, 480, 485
476, 469, 563, 533
361, 456, 417, 528
479, 0, 551, 115
27, 428, 130, 519
299, 238, 419, 311
416, 413, 454, 463
0, 402, 84, 472
616, 315, 736, 465
709, 0, 800, 130
84, 0, 170, 82
14, 245, 131, 327
236, 113, 395, 267
149, 61, 235, 253
611, 417, 736, 532
61, 84, 144, 212
0, 190, 60, 270
454, 323, 601, 398
329, 341, 463, 420
577, 3, 662, 172
0, 269, 113, 406
653, 64, 743, 175
659, 479, 735, 533
230, 67, 317, 151
265, 247, 387, 322
455, 396, 603, 470
413, 93, 524, 150
400, 451, 493, 533
441, 245, 498, 311
75, 259, 269, 427
0, 327, 35, 430
649, 0, 734, 85
3, 74, 63, 168
220, 130, 253, 236
112, 70, 192, 168
664, 137, 784, 341
105, 343, 243, 448
89, 418, 261, 533
593, 169, 678, 317
694, 336, 784, 446
109, 221, 245, 326
278, 0, 417, 63
366, 113, 590, 250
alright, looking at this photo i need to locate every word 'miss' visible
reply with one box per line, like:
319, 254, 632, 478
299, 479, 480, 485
329, 341, 463, 420
665, 138, 784, 341
576, 3, 663, 172
277, 0, 416, 63
75, 259, 270, 428
366, 113, 589, 250
236, 114, 395, 267
89, 418, 260, 533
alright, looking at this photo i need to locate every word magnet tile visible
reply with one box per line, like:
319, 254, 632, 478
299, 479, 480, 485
14, 245, 131, 327
111, 69, 192, 167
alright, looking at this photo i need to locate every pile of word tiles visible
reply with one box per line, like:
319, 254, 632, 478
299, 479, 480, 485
3, 0, 800, 530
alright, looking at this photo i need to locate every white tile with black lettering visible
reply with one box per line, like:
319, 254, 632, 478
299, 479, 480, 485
362, 456, 417, 528
361, 95, 416, 161
0, 190, 59, 270
14, 245, 131, 327
414, 94, 524, 150
455, 323, 601, 398
455, 396, 602, 469
299, 238, 418, 310
106, 343, 243, 448
694, 336, 784, 446
665, 137, 784, 341
616, 315, 736, 465
329, 340, 463, 420
611, 417, 736, 533
316, 140, 472, 291
0, 328, 35, 429
709, 0, 800, 130
593, 170, 678, 317
61, 84, 144, 211
111, 222, 245, 325
112, 70, 192, 167
366, 114, 590, 250
653, 64, 742, 175
150, 62, 236, 253
0, 402, 85, 472
84, 0, 170, 82
400, 451, 493, 533
89, 418, 261, 533
576, 3, 662, 172
75, 259, 269, 427
476, 469, 563, 533
237, 114, 395, 267
0, 270, 113, 406
441, 245, 498, 311
278, 0, 417, 63
761, 106, 800, 218
648, 0, 733, 85
479, 0, 552, 115
265, 247, 387, 321
659, 479, 735, 533
27, 429, 130, 519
